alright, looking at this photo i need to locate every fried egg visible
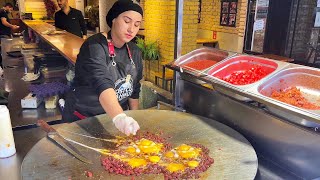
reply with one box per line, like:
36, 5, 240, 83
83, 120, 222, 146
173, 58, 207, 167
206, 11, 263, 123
113, 139, 203, 172
149, 156, 161, 163
127, 158, 147, 168
187, 160, 200, 168
176, 144, 201, 159
166, 163, 186, 172
136, 138, 163, 154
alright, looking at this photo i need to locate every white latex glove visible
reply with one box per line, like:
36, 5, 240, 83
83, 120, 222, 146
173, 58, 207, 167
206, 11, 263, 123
112, 113, 140, 136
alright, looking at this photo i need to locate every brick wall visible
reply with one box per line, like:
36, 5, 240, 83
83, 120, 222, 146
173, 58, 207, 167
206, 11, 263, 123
285, 0, 316, 62
181, 0, 199, 55
24, 0, 47, 19
198, 0, 247, 52
141, 0, 247, 87
143, 0, 199, 84
21, 0, 78, 20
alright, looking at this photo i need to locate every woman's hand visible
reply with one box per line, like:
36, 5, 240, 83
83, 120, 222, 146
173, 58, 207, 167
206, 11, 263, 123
99, 89, 140, 135
112, 113, 140, 136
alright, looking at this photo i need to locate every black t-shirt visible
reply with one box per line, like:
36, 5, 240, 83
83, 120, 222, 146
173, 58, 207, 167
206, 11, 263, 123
0, 9, 11, 36
72, 33, 143, 116
54, 7, 87, 38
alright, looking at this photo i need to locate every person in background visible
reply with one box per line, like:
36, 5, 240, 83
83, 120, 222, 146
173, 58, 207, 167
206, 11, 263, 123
62, 0, 143, 136
0, 3, 19, 37
55, 0, 87, 39
0, 3, 19, 68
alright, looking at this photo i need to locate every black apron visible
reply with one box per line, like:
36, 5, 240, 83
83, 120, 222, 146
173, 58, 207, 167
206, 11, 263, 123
62, 36, 137, 122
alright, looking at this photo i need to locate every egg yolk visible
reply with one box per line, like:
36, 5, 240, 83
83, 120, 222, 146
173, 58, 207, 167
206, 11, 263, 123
176, 145, 201, 159
136, 139, 163, 154
138, 139, 153, 146
140, 145, 162, 154
165, 151, 174, 158
128, 158, 147, 168
178, 149, 200, 159
177, 144, 191, 151
149, 156, 161, 163
166, 163, 186, 172
187, 161, 199, 168
126, 146, 137, 154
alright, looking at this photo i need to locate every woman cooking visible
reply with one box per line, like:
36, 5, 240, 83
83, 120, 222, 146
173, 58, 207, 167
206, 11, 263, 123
62, 0, 143, 136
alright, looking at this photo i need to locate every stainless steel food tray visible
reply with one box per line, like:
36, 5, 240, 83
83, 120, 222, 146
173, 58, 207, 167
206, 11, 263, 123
172, 48, 320, 126
171, 47, 236, 77
173, 52, 320, 126
204, 55, 289, 101
247, 64, 320, 127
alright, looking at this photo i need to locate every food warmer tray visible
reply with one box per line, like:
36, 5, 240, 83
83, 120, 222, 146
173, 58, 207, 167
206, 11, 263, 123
203, 55, 289, 101
170, 47, 236, 77
172, 49, 320, 127
246, 64, 320, 127
200, 63, 320, 127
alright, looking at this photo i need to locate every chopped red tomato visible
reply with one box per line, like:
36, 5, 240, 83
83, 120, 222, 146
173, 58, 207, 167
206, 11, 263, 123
221, 65, 268, 85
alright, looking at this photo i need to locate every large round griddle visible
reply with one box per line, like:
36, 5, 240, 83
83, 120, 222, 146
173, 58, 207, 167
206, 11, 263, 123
21, 110, 258, 180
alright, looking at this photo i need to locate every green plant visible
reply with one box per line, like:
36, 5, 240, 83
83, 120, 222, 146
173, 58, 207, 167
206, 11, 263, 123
85, 5, 99, 28
136, 37, 160, 61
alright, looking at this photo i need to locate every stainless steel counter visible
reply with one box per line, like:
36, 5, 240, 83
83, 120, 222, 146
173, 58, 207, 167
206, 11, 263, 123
175, 77, 318, 179
0, 38, 61, 128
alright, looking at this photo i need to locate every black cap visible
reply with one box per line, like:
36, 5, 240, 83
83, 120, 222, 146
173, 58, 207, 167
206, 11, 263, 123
106, 0, 143, 28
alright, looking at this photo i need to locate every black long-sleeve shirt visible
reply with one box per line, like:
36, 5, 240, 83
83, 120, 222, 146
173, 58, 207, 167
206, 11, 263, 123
54, 7, 87, 38
71, 33, 143, 116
